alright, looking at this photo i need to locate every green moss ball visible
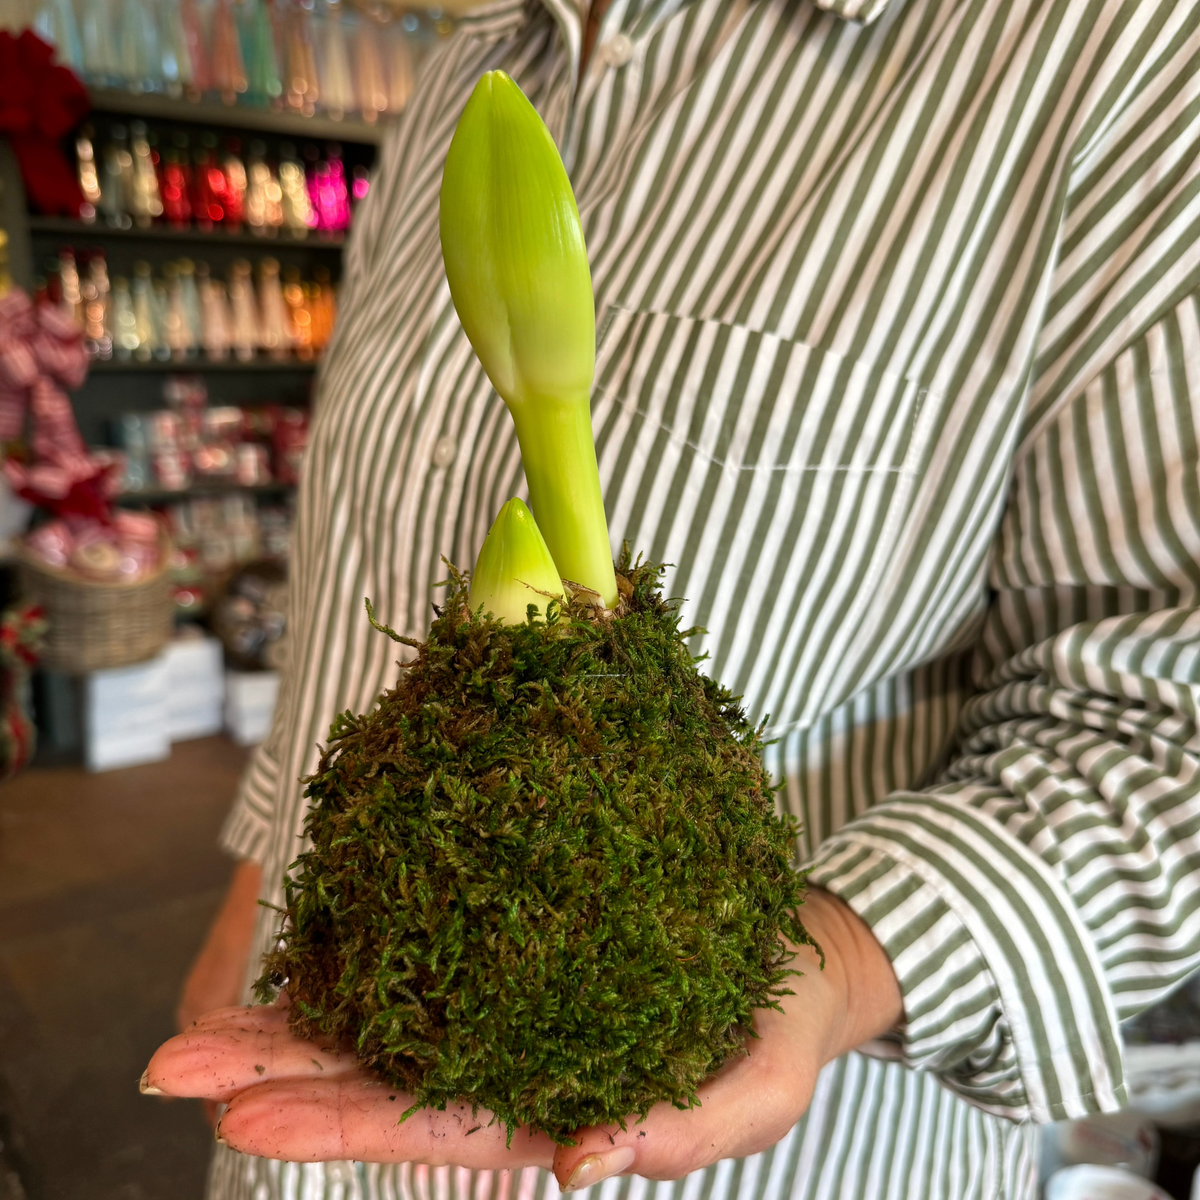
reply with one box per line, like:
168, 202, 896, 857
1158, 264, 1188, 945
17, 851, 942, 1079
258, 556, 811, 1141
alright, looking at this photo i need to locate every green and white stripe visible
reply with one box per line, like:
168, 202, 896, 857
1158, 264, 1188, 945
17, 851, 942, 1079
215, 0, 1200, 1194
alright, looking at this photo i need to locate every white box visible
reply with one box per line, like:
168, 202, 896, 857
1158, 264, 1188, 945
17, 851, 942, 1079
224, 669, 281, 746
165, 634, 225, 741
85, 654, 171, 771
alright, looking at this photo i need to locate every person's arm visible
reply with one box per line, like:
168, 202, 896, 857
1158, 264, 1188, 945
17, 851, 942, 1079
176, 859, 264, 1032
804, 286, 1200, 1123
143, 886, 898, 1183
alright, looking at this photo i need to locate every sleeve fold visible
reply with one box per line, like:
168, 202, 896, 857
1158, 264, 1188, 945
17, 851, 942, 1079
218, 737, 283, 864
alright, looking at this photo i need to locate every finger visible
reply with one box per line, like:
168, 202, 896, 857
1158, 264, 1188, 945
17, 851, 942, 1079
177, 1004, 286, 1032
143, 1005, 364, 1101
181, 1001, 292, 1033
218, 1077, 559, 1169
553, 1011, 813, 1187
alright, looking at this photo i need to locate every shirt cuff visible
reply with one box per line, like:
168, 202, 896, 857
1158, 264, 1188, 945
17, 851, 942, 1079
805, 791, 1127, 1123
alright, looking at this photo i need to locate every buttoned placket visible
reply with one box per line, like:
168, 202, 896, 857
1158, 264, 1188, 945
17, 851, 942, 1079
414, 0, 651, 480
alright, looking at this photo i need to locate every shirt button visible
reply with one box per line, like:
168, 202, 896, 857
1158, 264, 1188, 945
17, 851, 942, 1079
432, 435, 457, 468
602, 32, 634, 67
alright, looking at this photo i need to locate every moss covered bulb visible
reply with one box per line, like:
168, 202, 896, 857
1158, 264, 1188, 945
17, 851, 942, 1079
258, 71, 812, 1144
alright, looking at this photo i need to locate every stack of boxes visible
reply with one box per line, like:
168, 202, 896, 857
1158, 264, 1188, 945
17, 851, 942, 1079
224, 670, 282, 747
81, 631, 279, 770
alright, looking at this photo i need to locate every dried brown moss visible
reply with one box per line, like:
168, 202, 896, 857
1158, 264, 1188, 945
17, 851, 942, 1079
257, 553, 812, 1141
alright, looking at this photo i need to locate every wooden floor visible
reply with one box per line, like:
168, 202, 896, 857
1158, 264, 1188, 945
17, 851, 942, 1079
0, 737, 251, 1200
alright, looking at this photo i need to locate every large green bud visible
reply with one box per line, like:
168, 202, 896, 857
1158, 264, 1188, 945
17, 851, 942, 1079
440, 71, 617, 609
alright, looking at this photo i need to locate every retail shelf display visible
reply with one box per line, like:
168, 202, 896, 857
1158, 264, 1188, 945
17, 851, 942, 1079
29, 215, 346, 249
86, 87, 388, 146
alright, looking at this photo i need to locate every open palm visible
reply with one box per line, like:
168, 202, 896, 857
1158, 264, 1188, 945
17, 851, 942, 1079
143, 889, 899, 1190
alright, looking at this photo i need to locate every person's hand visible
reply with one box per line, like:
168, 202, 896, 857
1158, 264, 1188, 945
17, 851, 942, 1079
143, 888, 901, 1189
170, 859, 263, 1126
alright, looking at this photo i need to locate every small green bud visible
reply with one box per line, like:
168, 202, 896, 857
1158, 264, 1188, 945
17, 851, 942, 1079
469, 498, 565, 625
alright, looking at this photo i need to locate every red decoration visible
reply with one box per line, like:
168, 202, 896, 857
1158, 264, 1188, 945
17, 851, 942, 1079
0, 31, 89, 216
0, 289, 114, 519
159, 152, 193, 226
0, 602, 46, 782
192, 148, 229, 228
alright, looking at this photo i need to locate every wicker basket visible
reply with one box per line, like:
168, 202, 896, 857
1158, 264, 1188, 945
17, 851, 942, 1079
16, 544, 174, 674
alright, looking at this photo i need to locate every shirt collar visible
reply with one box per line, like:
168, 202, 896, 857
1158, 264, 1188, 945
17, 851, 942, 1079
455, 0, 896, 57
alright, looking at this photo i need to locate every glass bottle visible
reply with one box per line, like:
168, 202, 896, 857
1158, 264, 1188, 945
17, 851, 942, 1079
159, 0, 194, 97
212, 0, 248, 104
159, 133, 193, 227
162, 261, 195, 359
80, 0, 121, 87
308, 146, 349, 233
310, 264, 335, 351
244, 142, 284, 236
283, 0, 318, 114
354, 9, 386, 122
75, 125, 102, 224
280, 264, 312, 359
57, 249, 84, 328
111, 275, 140, 359
256, 257, 290, 360
227, 259, 260, 361
33, 0, 83, 70
178, 258, 204, 348
117, 0, 163, 92
150, 276, 171, 360
241, 0, 283, 108
131, 260, 157, 361
179, 0, 212, 97
81, 252, 113, 360
223, 139, 248, 229
198, 262, 232, 361
128, 120, 164, 226
100, 125, 135, 229
316, 0, 354, 120
276, 143, 312, 236
191, 132, 228, 228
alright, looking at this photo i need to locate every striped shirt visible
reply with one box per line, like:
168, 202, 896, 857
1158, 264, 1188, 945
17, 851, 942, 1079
211, 0, 1200, 1194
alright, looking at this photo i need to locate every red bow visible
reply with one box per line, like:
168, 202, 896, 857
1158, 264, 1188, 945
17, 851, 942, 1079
0, 31, 89, 216
0, 288, 112, 520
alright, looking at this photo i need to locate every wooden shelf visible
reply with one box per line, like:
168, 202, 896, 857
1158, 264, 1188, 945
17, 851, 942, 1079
88, 87, 388, 145
86, 357, 319, 374
28, 217, 345, 250
115, 480, 295, 506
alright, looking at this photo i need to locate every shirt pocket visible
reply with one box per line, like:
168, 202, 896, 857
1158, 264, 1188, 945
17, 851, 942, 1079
592, 305, 939, 734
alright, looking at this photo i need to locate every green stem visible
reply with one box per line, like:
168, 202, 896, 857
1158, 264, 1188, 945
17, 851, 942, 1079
508, 395, 617, 608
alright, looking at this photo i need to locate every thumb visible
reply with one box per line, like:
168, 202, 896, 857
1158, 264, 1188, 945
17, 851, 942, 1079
552, 1031, 814, 1189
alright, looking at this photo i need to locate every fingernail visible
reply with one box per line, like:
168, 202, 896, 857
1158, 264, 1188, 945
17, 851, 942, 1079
563, 1146, 636, 1192
215, 1118, 226, 1146
138, 1069, 163, 1096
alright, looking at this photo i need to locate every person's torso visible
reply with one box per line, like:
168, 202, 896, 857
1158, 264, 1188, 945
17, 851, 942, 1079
232, 3, 1180, 1196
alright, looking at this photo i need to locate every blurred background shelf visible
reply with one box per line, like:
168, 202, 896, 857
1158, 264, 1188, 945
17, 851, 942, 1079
28, 216, 346, 249
87, 357, 319, 373
88, 86, 389, 145
115, 481, 295, 506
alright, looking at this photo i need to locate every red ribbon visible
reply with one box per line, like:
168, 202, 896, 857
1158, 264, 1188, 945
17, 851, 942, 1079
0, 288, 111, 519
0, 31, 89, 216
